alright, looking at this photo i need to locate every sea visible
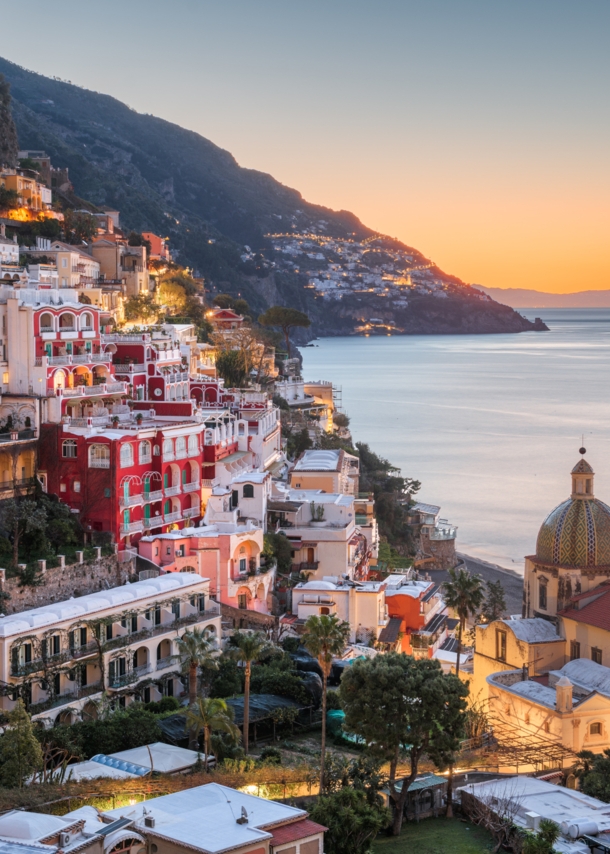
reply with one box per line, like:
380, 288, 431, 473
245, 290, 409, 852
301, 309, 610, 574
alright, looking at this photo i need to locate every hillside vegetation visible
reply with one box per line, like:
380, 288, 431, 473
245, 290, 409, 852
0, 57, 544, 336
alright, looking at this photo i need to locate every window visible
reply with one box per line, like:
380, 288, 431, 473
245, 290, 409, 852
119, 443, 134, 468
81, 312, 93, 330
496, 630, 507, 662
59, 312, 75, 329
544, 721, 550, 733
238, 594, 248, 610
62, 440, 77, 458
592, 647, 603, 665
538, 578, 548, 610
590, 722, 602, 735
163, 438, 173, 457
40, 312, 53, 331
243, 484, 254, 498
188, 434, 198, 456
89, 444, 110, 468
239, 557, 247, 574
570, 640, 581, 660
61, 258, 67, 268
175, 436, 186, 458
73, 480, 81, 493
172, 601, 181, 619
139, 440, 151, 464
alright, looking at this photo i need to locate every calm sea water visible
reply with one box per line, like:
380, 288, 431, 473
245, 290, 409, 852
301, 309, 610, 572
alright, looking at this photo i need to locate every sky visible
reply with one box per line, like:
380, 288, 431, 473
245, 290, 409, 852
1, 0, 608, 293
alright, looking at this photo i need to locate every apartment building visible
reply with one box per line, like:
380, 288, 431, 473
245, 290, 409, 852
28, 240, 100, 289
292, 577, 389, 643
0, 572, 221, 727
288, 448, 360, 495
138, 509, 276, 614
383, 576, 449, 658
0, 169, 53, 213
91, 237, 148, 296
268, 486, 370, 581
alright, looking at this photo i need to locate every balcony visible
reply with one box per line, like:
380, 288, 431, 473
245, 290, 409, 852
120, 520, 144, 535
163, 510, 182, 524
182, 481, 200, 493
119, 494, 143, 509
155, 656, 174, 670
89, 453, 111, 466
143, 489, 163, 503
0, 430, 36, 444
164, 485, 181, 497
175, 449, 187, 460
103, 608, 220, 654
52, 382, 128, 398
163, 451, 175, 462
114, 363, 146, 373
183, 506, 200, 519
0, 476, 37, 495
29, 682, 103, 716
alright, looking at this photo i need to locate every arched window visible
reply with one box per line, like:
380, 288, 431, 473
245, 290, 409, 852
243, 484, 254, 498
89, 444, 110, 468
81, 312, 93, 331
62, 440, 77, 458
238, 423, 245, 436
58, 312, 76, 330
40, 312, 53, 332
139, 440, 151, 464
175, 436, 186, 458
163, 438, 173, 458
188, 434, 198, 456
120, 443, 134, 468
538, 577, 548, 610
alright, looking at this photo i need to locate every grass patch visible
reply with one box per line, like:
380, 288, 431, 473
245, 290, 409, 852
373, 817, 494, 854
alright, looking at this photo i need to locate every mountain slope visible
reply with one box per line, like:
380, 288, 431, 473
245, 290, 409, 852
0, 57, 544, 336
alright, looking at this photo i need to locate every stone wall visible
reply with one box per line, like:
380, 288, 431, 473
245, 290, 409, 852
0, 556, 136, 613
420, 533, 457, 570
220, 602, 277, 632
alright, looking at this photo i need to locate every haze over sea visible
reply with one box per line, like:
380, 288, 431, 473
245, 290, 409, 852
301, 309, 610, 573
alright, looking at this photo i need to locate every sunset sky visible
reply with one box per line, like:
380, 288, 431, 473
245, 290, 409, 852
3, 0, 608, 293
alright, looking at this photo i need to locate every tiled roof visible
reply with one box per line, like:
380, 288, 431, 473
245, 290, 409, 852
559, 586, 610, 631
268, 818, 327, 847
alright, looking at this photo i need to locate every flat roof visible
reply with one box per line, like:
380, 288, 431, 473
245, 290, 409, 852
293, 449, 341, 471
0, 573, 206, 638
103, 782, 307, 854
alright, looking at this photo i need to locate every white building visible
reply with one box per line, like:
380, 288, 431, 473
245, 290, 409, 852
0, 573, 221, 726
459, 774, 610, 853
292, 577, 388, 643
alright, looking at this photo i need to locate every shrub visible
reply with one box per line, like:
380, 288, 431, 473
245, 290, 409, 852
258, 747, 282, 766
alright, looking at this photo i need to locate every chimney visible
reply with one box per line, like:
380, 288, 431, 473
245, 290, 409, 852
556, 675, 573, 712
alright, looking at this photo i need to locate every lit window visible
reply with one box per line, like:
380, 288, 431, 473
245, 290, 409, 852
496, 630, 507, 662
2, 372, 8, 384
60, 483, 66, 493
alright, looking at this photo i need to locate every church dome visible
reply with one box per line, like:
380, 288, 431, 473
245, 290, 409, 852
536, 456, 610, 567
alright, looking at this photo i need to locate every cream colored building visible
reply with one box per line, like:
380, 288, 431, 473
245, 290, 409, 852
288, 448, 359, 495
487, 660, 610, 755
292, 577, 388, 644
0, 573, 221, 727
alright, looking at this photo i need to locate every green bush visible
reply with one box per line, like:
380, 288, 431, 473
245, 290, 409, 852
142, 696, 180, 714
258, 747, 282, 765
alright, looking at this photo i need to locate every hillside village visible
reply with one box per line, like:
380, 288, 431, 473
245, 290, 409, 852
2, 82, 610, 854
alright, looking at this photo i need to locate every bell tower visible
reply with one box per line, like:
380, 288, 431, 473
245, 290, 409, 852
571, 447, 594, 500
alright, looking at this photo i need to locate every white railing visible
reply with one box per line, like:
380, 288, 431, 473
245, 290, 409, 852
175, 449, 187, 460
103, 333, 150, 343
201, 479, 216, 488
163, 452, 175, 462
114, 363, 146, 373
143, 489, 163, 502
165, 485, 181, 497
163, 511, 182, 524
89, 457, 111, 468
182, 481, 200, 493
72, 353, 109, 364
119, 494, 143, 508
105, 382, 126, 393
120, 520, 144, 535
53, 382, 127, 398
67, 416, 108, 428
183, 506, 200, 518
139, 455, 152, 466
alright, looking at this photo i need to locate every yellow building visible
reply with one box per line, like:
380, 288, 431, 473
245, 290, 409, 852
0, 171, 52, 213
523, 455, 610, 619
0, 397, 38, 501
288, 448, 360, 494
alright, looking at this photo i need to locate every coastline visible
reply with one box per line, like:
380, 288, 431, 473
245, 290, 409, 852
430, 552, 524, 616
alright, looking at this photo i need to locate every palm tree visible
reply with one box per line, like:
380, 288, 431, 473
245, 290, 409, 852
442, 566, 484, 678
176, 627, 217, 748
302, 614, 349, 791
185, 697, 240, 771
230, 631, 271, 754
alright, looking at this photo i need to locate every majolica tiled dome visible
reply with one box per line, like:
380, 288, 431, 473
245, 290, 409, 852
536, 457, 610, 567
